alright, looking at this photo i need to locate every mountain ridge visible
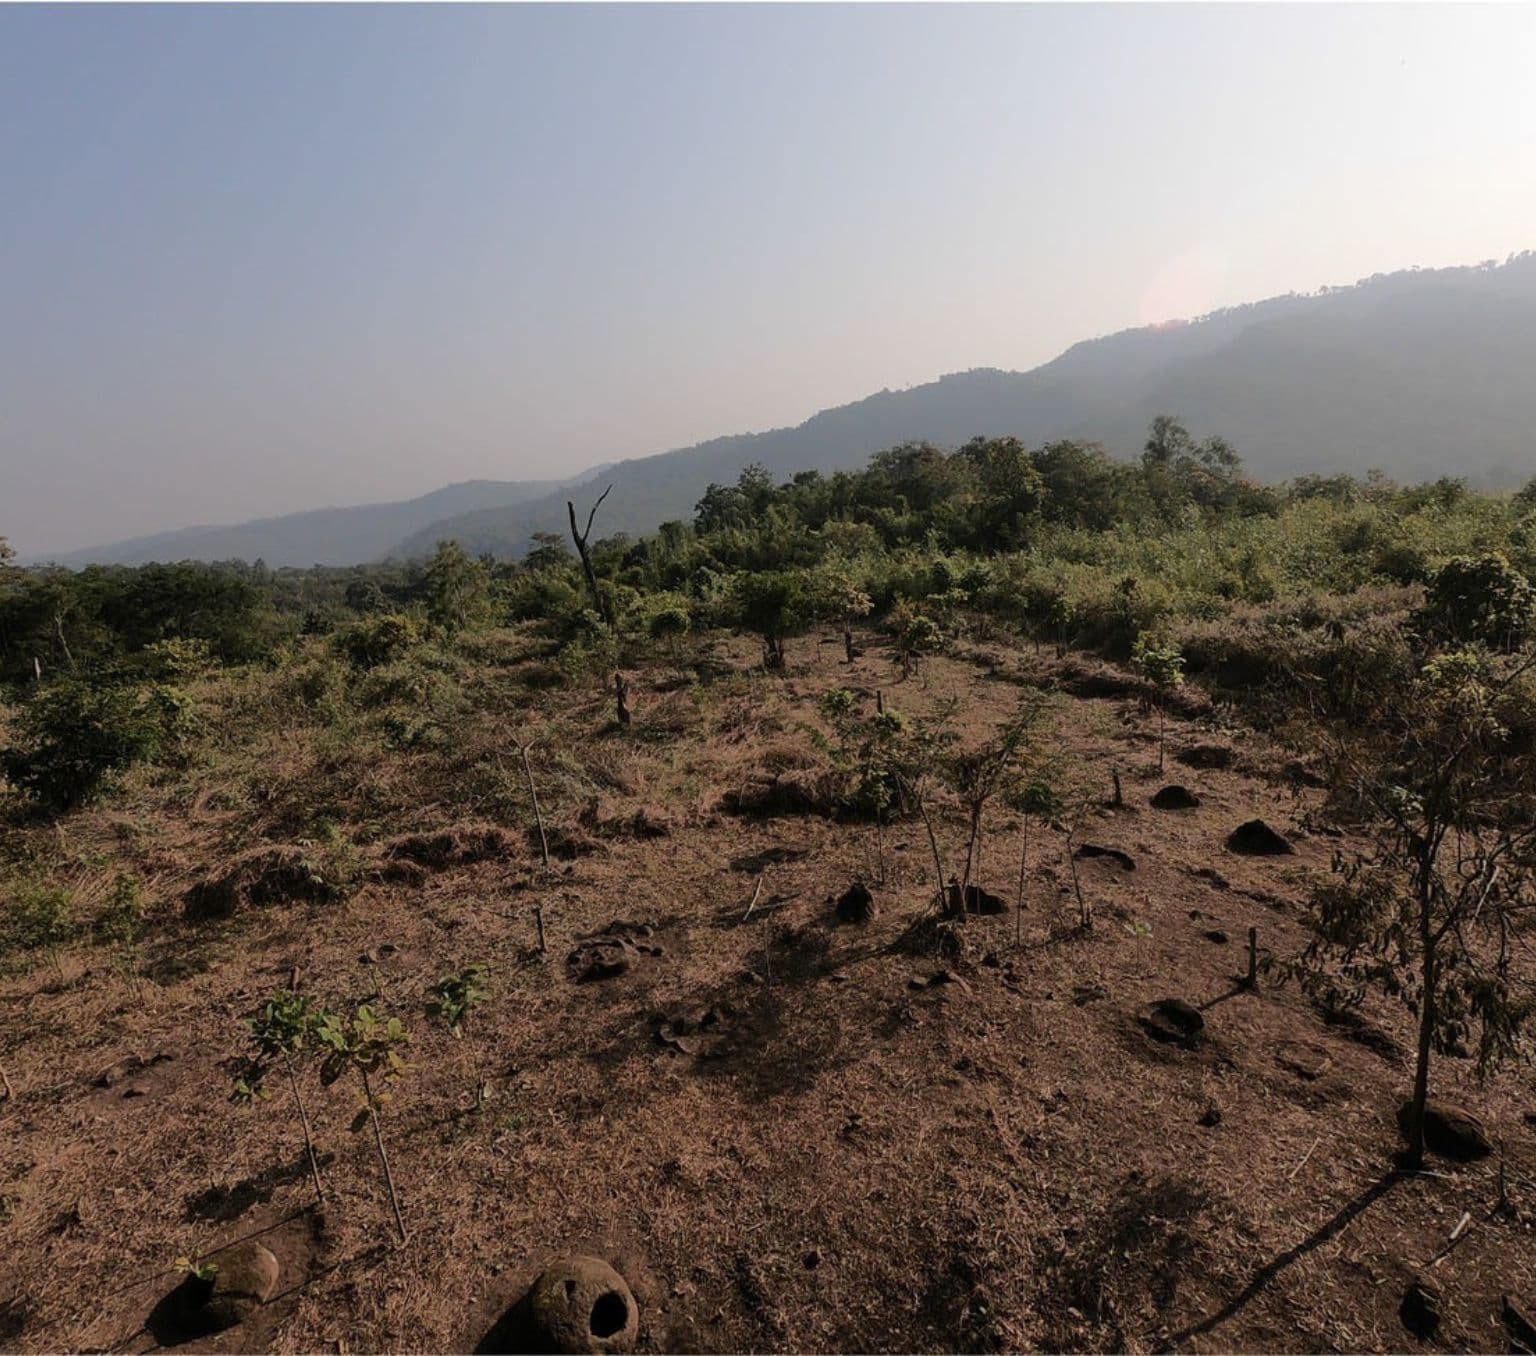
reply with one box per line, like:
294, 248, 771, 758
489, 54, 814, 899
40, 252, 1536, 567
28, 474, 600, 570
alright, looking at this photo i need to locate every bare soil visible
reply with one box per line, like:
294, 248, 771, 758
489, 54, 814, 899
2, 630, 1533, 1353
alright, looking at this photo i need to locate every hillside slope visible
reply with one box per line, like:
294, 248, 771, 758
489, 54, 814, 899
2, 631, 1532, 1353
398, 254, 1536, 558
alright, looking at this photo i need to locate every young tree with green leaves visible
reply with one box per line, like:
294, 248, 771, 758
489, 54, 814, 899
421, 540, 491, 635
232, 991, 327, 1206
1131, 634, 1186, 772
1288, 648, 1536, 1166
427, 963, 488, 1038
1418, 552, 1535, 650
731, 570, 809, 670
316, 1005, 412, 1241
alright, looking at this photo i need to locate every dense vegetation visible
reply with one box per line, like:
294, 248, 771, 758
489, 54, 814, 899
7, 417, 1536, 701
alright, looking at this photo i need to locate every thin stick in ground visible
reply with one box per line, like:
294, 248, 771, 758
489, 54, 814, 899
284, 1053, 326, 1205
361, 1067, 408, 1244
516, 743, 549, 869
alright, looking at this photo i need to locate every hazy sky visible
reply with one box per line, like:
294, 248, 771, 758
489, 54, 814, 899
4, 3, 1536, 555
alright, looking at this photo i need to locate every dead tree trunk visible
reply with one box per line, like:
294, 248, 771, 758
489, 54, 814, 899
614, 671, 632, 726
567, 485, 614, 628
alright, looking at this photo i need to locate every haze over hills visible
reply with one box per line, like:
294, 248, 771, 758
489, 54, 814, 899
43, 254, 1536, 567
31, 476, 592, 570
395, 254, 1536, 560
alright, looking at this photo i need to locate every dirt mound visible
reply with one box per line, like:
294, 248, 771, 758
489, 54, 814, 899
1138, 997, 1205, 1047
1179, 744, 1236, 770
1150, 784, 1200, 810
185, 845, 343, 919
943, 881, 1009, 915
150, 1242, 278, 1342
655, 1003, 737, 1058
1226, 819, 1294, 855
542, 825, 603, 860
1074, 843, 1136, 870
566, 921, 664, 983
580, 799, 675, 840
1398, 1098, 1492, 1160
526, 1255, 639, 1354
721, 768, 845, 818
379, 822, 515, 874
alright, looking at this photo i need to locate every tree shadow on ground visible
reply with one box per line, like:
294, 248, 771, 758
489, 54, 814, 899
1161, 1169, 1403, 1349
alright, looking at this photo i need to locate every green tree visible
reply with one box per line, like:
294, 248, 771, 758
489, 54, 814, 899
1287, 648, 1536, 1166
422, 540, 491, 635
316, 1004, 412, 1242
1131, 634, 1186, 772
731, 571, 810, 669
232, 991, 328, 1205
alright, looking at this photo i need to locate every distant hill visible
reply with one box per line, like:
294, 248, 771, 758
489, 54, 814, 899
396, 254, 1536, 559
46, 253, 1536, 566
33, 477, 593, 568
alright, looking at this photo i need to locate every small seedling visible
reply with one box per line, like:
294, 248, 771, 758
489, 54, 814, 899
316, 1004, 411, 1242
1131, 634, 1186, 772
175, 1255, 219, 1284
427, 963, 488, 1038
233, 990, 327, 1205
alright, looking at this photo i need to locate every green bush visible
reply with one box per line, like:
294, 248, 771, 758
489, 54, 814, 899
2, 879, 76, 957
1, 679, 192, 811
335, 613, 421, 669
1417, 552, 1535, 649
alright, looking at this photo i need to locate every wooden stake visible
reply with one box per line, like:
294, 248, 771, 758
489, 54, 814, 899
741, 875, 764, 922
534, 906, 547, 955
1246, 927, 1258, 990
1112, 769, 1123, 808
614, 671, 632, 726
518, 743, 550, 868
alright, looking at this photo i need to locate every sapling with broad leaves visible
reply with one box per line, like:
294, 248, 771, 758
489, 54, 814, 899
942, 715, 1030, 914
427, 963, 488, 1037
428, 962, 493, 1111
231, 990, 327, 1206
818, 687, 905, 885
316, 1005, 412, 1242
1130, 633, 1186, 773
810, 563, 873, 665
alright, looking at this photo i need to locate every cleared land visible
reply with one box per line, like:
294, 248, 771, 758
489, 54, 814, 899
1, 628, 1533, 1353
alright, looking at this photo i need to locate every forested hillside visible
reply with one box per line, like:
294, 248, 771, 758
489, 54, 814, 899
396, 254, 1536, 560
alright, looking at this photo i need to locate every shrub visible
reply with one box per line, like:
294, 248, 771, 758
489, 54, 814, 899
0, 679, 188, 811
2, 879, 76, 957
1417, 552, 1535, 649
335, 614, 421, 669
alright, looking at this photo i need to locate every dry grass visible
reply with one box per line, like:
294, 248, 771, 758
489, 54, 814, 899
1, 626, 1533, 1354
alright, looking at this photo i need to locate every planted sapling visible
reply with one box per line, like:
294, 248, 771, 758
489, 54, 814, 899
232, 990, 327, 1206
1131, 634, 1186, 772
428, 962, 492, 1111
427, 963, 488, 1038
316, 1004, 411, 1242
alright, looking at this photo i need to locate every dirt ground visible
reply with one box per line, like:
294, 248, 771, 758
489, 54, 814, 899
2, 629, 1533, 1354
